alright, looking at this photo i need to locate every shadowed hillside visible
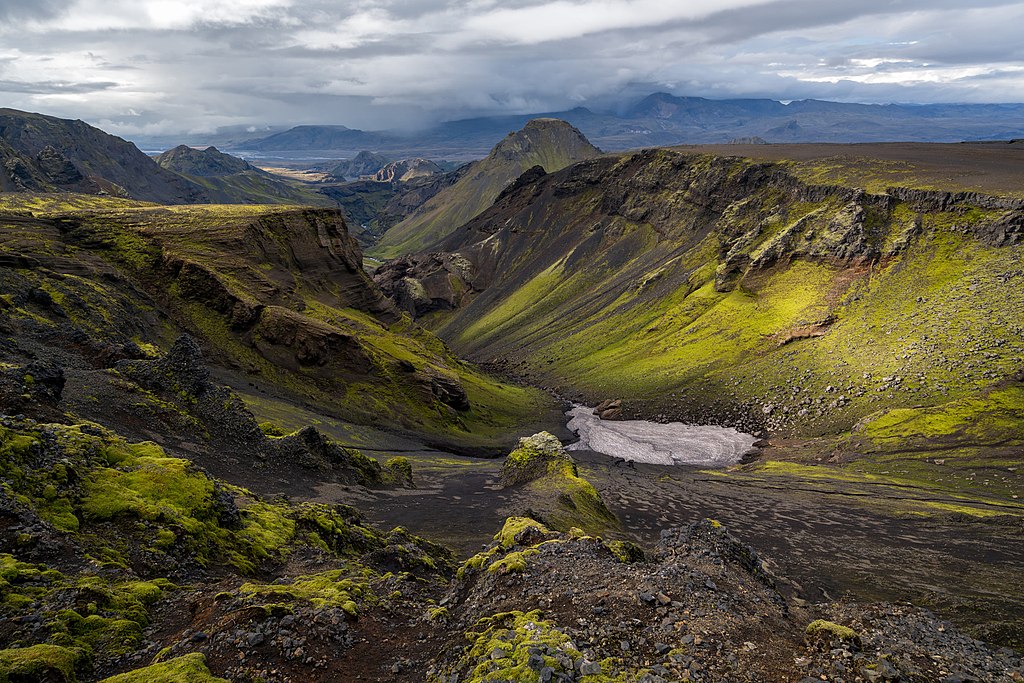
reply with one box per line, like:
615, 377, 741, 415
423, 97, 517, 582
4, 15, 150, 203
0, 109, 207, 203
156, 145, 335, 206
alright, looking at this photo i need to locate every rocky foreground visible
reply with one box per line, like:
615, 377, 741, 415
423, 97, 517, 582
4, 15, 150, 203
1, 412, 1021, 682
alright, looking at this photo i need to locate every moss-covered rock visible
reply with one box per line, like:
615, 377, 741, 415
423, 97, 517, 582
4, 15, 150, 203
0, 644, 85, 683
451, 610, 583, 683
499, 433, 618, 534
239, 569, 370, 616
500, 432, 569, 487
805, 619, 862, 651
97, 653, 227, 683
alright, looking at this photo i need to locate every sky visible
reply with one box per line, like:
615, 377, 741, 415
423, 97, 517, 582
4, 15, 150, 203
1, 0, 1023, 139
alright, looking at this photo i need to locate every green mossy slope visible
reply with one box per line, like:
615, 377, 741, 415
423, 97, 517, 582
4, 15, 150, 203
0, 195, 559, 449
401, 149, 1024, 441
0, 417, 452, 679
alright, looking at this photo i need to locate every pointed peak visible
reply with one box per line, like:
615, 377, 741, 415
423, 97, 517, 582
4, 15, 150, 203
490, 118, 601, 162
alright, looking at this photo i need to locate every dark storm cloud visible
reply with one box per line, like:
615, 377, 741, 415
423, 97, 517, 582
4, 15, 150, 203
0, 0, 1021, 138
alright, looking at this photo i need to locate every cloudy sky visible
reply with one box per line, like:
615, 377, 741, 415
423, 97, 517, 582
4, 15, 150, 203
2, 0, 1023, 139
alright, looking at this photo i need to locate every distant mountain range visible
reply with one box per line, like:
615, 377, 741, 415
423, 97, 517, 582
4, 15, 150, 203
196, 93, 1024, 161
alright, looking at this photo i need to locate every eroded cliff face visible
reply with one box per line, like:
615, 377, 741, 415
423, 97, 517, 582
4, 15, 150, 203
375, 149, 1024, 437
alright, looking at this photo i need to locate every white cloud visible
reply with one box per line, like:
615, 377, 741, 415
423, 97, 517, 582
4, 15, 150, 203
457, 0, 775, 45
0, 0, 1022, 136
17, 0, 294, 32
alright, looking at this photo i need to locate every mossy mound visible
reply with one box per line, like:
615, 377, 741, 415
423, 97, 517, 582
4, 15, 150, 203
98, 653, 227, 682
500, 432, 571, 487
499, 433, 618, 534
805, 619, 862, 651
0, 417, 443, 576
0, 644, 85, 683
453, 610, 586, 683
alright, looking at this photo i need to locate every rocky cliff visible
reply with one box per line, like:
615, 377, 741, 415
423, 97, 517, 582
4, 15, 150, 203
325, 150, 392, 180
0, 196, 558, 449
373, 158, 443, 183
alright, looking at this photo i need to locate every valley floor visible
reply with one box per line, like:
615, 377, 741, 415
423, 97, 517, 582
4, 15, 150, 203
219, 370, 1024, 649
314, 436, 1024, 649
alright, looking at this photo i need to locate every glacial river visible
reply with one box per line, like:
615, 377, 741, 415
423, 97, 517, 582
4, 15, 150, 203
565, 405, 758, 467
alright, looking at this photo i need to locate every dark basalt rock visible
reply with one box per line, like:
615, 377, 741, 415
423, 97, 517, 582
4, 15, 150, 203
271, 426, 374, 478
428, 374, 471, 411
118, 335, 211, 397
0, 360, 65, 415
976, 210, 1024, 246
659, 519, 781, 597
496, 164, 547, 202
373, 252, 479, 318
35, 145, 84, 184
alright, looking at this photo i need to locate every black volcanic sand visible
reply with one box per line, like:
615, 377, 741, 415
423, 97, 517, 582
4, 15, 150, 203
327, 448, 1024, 646
223, 375, 1023, 644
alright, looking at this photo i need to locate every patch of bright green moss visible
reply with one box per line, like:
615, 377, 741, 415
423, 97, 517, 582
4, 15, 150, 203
97, 653, 228, 683
459, 610, 580, 683
486, 550, 535, 575
426, 606, 450, 621
239, 569, 369, 616
859, 385, 1024, 448
0, 643, 85, 683
495, 516, 548, 549
805, 619, 861, 645
458, 517, 549, 580
606, 540, 645, 564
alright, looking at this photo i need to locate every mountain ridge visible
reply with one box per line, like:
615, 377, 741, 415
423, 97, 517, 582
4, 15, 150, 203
0, 108, 207, 203
374, 143, 1024, 443
191, 93, 1024, 161
156, 144, 335, 206
370, 118, 601, 258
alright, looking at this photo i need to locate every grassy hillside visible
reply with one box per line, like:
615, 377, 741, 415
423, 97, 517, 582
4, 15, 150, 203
156, 145, 335, 206
375, 148, 1024, 448
371, 119, 600, 258
0, 194, 559, 450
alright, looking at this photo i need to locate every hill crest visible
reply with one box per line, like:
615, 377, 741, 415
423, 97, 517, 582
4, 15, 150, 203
370, 118, 600, 258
